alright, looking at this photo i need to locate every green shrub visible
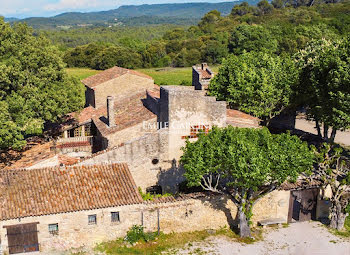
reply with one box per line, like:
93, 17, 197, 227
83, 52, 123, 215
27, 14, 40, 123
138, 187, 172, 201
124, 225, 156, 244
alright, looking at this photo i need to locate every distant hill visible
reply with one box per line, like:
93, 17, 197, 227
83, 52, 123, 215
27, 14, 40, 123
12, 1, 259, 29
3, 17, 19, 22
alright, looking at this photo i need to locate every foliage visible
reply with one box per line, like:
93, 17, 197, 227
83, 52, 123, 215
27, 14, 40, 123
96, 227, 258, 254
228, 25, 278, 55
124, 225, 157, 244
45, 2, 350, 70
310, 144, 350, 230
0, 18, 85, 150
181, 126, 314, 237
138, 187, 172, 201
295, 37, 350, 141
32, 1, 350, 69
209, 52, 297, 124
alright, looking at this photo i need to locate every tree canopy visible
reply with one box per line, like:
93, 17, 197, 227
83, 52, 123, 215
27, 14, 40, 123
209, 52, 297, 124
0, 18, 85, 150
296, 37, 350, 141
181, 127, 314, 237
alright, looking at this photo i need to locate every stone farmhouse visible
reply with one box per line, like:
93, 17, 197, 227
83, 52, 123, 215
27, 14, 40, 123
0, 64, 330, 254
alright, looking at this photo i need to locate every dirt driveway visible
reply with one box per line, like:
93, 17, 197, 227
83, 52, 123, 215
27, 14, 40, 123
295, 118, 350, 147
177, 222, 350, 255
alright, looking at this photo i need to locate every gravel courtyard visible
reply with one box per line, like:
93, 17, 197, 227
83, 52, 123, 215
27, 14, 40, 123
177, 222, 350, 255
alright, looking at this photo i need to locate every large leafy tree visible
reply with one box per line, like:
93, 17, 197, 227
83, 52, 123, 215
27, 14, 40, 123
0, 18, 85, 150
310, 144, 350, 230
209, 52, 297, 125
228, 25, 278, 55
181, 127, 314, 237
296, 37, 350, 142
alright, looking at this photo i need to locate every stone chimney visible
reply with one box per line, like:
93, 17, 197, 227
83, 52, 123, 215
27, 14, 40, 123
107, 96, 116, 128
201, 63, 208, 70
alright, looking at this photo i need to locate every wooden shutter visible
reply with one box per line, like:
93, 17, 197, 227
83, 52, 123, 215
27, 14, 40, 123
5, 223, 39, 254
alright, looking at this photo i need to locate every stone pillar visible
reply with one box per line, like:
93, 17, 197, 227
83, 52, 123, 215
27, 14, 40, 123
107, 96, 116, 128
63, 130, 68, 138
81, 125, 85, 137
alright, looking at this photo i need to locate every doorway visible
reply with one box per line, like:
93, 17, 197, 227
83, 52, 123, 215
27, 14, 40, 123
4, 222, 39, 254
288, 188, 319, 223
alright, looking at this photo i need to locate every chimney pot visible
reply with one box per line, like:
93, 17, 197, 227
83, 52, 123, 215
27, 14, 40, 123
107, 96, 116, 128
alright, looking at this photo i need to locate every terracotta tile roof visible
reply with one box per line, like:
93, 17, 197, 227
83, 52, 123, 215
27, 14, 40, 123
93, 91, 157, 136
82, 66, 153, 88
0, 163, 143, 220
1, 142, 55, 170
57, 155, 79, 166
201, 69, 212, 79
56, 141, 91, 149
226, 109, 260, 128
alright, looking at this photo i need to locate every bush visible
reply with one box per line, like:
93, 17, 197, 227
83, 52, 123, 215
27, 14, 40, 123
124, 225, 157, 244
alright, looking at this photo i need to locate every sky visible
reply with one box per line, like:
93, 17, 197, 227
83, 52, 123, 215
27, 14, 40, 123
1, 0, 234, 18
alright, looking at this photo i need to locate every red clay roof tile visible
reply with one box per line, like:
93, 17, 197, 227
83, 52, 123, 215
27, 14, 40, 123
0, 163, 143, 220
82, 66, 153, 88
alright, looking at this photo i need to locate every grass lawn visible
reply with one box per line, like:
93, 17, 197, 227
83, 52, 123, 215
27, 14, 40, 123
93, 227, 260, 255
334, 216, 350, 238
65, 66, 220, 86
66, 68, 102, 80
137, 66, 220, 86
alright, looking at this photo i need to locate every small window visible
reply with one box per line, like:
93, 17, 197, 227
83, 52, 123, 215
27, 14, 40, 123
48, 223, 59, 235
88, 214, 97, 225
111, 212, 120, 222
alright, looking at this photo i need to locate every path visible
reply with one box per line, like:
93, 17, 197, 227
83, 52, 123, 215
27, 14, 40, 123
177, 222, 350, 255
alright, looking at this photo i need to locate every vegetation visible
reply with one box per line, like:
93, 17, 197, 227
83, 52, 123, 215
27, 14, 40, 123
310, 144, 350, 230
136, 66, 219, 86
181, 127, 314, 237
138, 187, 172, 201
65, 68, 101, 80
209, 52, 296, 125
50, 1, 350, 70
295, 37, 350, 142
9, 2, 260, 30
124, 225, 157, 245
96, 226, 259, 254
0, 18, 84, 150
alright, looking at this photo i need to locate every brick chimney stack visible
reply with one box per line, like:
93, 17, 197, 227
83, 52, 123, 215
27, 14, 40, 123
107, 96, 116, 128
201, 63, 208, 70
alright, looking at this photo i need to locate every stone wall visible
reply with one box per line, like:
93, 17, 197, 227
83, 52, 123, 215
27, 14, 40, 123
93, 73, 154, 109
160, 86, 227, 160
0, 191, 291, 254
77, 128, 181, 192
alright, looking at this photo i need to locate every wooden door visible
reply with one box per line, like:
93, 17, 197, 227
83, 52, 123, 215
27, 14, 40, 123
5, 223, 39, 254
288, 189, 318, 223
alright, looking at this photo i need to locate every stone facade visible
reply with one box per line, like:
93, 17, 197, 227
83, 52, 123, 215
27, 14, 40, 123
0, 191, 290, 254
192, 63, 214, 90
86, 73, 154, 109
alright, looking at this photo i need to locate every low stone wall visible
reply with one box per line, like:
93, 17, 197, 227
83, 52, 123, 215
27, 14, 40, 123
0, 191, 290, 254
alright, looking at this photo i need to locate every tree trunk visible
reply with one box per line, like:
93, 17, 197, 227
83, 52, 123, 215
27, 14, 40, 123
330, 128, 337, 142
315, 120, 322, 138
323, 124, 329, 140
330, 200, 347, 231
238, 206, 251, 238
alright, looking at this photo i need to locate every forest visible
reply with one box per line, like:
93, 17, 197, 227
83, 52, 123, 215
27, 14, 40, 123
52, 0, 350, 70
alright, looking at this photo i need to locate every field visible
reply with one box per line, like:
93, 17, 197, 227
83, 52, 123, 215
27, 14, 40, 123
66, 66, 220, 85
66, 68, 102, 80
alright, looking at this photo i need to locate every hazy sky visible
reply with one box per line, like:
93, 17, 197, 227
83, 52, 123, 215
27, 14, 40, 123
1, 0, 235, 18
